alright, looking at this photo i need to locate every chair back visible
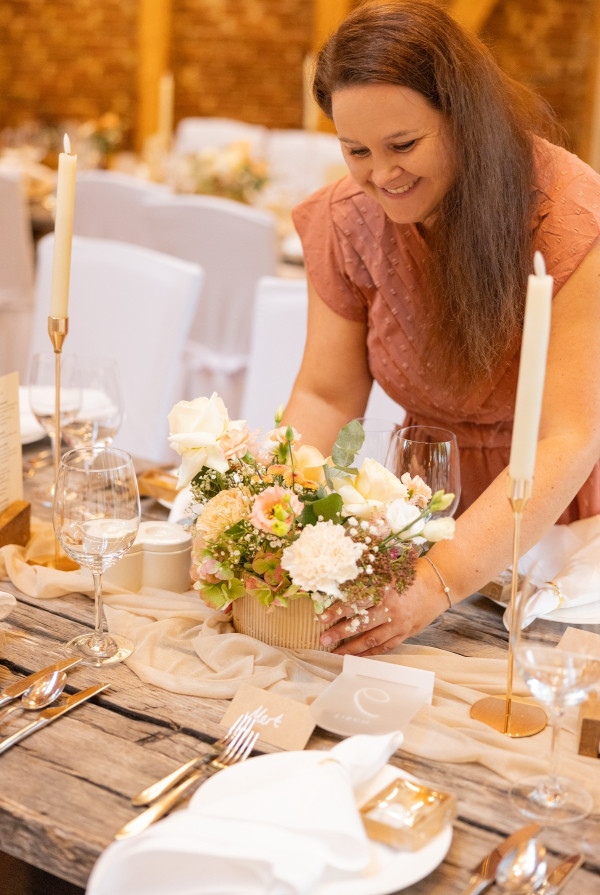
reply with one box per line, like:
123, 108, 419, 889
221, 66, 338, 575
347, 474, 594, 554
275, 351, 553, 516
265, 130, 347, 200
0, 170, 35, 377
240, 276, 404, 432
173, 118, 268, 157
143, 193, 277, 417
30, 235, 204, 461
73, 170, 169, 246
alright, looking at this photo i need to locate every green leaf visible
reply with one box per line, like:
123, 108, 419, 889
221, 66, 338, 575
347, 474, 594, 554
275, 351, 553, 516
310, 493, 344, 522
331, 420, 364, 468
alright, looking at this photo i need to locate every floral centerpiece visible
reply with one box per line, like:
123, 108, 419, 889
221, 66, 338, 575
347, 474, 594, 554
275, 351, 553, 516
168, 393, 455, 649
166, 140, 269, 204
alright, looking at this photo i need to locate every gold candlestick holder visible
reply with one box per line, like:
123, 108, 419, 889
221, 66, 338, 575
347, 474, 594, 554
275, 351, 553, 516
27, 316, 78, 571
470, 476, 547, 737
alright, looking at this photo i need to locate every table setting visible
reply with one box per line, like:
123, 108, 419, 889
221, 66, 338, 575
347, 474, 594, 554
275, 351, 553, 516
0, 136, 599, 895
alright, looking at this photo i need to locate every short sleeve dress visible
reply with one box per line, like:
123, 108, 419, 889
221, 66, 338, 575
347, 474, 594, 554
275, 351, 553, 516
292, 139, 600, 523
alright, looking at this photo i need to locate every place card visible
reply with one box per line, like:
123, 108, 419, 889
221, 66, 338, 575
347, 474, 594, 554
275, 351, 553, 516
310, 654, 434, 737
221, 683, 316, 751
0, 372, 24, 513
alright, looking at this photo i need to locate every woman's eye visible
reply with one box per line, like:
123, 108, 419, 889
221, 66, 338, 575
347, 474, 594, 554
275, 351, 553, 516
393, 141, 416, 153
348, 147, 370, 157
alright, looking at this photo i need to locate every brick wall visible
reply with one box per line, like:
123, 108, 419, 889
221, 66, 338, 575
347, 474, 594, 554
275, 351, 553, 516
0, 0, 598, 162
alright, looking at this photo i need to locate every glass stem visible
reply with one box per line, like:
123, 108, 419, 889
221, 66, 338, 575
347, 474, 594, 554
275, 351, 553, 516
91, 571, 106, 646
547, 705, 563, 785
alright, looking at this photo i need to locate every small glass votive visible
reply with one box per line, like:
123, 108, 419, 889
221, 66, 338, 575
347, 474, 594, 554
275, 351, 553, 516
360, 776, 456, 851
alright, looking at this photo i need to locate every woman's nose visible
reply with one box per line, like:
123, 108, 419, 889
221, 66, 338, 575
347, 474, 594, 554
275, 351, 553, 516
370, 156, 404, 187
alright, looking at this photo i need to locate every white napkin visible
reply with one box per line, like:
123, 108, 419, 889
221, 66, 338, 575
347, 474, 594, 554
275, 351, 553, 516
86, 731, 403, 895
503, 515, 600, 627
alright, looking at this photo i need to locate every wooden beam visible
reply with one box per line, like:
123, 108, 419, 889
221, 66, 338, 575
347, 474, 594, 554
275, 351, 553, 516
450, 0, 500, 33
584, 2, 600, 171
136, 0, 172, 153
311, 0, 352, 132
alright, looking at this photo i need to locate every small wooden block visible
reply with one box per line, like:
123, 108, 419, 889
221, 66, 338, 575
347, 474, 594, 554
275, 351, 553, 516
137, 468, 178, 503
0, 500, 31, 548
578, 693, 600, 758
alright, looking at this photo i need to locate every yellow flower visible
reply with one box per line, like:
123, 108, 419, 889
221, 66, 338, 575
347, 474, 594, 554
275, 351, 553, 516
196, 489, 250, 541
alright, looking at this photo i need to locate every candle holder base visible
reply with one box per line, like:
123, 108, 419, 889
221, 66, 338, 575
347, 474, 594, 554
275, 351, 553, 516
27, 553, 79, 572
470, 696, 546, 737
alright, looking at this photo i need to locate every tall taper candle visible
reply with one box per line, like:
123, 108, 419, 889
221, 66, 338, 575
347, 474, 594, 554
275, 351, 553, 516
49, 134, 77, 318
158, 71, 174, 149
508, 251, 553, 482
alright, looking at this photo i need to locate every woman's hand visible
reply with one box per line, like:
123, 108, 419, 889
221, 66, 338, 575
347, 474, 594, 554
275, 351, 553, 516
318, 573, 449, 656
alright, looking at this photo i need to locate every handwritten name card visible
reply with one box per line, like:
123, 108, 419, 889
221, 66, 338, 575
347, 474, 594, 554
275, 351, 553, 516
222, 683, 316, 751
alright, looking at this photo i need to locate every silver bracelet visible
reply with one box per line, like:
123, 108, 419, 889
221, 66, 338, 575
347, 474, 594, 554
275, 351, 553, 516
423, 555, 453, 608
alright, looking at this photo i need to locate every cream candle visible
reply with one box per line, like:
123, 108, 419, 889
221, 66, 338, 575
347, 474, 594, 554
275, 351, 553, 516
158, 71, 174, 149
49, 134, 77, 318
508, 251, 553, 481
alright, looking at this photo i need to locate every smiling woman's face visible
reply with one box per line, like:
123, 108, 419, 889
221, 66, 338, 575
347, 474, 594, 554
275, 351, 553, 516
332, 83, 456, 229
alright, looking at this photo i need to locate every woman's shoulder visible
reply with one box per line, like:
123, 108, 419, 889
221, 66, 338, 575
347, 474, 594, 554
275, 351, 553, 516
292, 175, 385, 232
533, 138, 600, 206
532, 138, 600, 290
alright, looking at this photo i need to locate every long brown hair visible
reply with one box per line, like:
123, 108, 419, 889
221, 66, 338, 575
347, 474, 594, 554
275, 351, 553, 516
314, 0, 564, 387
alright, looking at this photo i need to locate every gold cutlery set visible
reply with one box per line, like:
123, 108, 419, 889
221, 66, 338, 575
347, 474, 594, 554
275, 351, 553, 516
116, 712, 259, 839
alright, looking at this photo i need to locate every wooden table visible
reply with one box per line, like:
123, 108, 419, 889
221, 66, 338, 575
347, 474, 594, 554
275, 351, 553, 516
1, 467, 599, 893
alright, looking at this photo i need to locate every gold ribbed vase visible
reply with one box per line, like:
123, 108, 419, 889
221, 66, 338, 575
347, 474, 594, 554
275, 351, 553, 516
231, 592, 333, 650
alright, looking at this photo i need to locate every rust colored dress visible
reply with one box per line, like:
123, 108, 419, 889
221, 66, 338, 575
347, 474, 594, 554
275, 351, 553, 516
292, 140, 600, 522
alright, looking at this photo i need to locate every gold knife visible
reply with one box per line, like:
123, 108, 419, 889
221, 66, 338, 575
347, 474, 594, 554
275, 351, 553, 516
461, 823, 540, 895
0, 658, 82, 708
0, 682, 110, 755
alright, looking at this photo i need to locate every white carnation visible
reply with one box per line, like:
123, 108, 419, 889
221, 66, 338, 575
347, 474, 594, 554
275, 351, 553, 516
281, 521, 366, 597
385, 500, 424, 538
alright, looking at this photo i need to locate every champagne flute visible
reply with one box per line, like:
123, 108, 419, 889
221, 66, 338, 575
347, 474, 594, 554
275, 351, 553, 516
391, 425, 461, 517
28, 353, 82, 505
509, 571, 600, 823
53, 447, 140, 666
61, 355, 124, 449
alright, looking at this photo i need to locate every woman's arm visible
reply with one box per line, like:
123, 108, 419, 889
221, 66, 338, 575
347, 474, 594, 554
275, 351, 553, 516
283, 275, 374, 453
320, 240, 600, 654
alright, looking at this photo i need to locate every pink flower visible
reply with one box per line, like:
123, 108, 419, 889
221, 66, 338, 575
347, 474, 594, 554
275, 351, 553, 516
220, 420, 251, 460
193, 555, 227, 584
249, 485, 302, 536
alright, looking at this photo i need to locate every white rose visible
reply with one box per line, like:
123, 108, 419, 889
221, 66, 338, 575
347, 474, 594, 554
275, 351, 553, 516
385, 500, 424, 538
168, 393, 231, 486
333, 458, 408, 519
422, 517, 455, 542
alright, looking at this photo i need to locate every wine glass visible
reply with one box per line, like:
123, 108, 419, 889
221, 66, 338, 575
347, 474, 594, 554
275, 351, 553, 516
509, 571, 600, 823
53, 447, 140, 667
28, 353, 82, 505
355, 417, 401, 470
61, 356, 124, 449
391, 425, 461, 517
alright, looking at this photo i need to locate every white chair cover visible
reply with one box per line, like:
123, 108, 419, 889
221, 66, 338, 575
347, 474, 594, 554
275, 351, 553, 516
143, 193, 277, 417
264, 130, 348, 202
73, 170, 170, 246
240, 276, 404, 433
0, 171, 35, 379
173, 118, 268, 158
30, 235, 204, 462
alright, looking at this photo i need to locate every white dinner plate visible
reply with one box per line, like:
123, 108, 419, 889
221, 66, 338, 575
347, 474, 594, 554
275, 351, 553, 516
190, 753, 452, 895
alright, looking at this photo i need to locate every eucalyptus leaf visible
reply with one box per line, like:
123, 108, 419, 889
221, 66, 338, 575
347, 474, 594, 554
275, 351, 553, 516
331, 419, 365, 468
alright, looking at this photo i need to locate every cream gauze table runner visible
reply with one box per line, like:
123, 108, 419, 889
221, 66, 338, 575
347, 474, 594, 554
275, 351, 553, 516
2, 521, 599, 810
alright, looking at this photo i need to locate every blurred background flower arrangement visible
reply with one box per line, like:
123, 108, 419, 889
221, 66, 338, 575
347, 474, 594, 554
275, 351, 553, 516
165, 140, 269, 204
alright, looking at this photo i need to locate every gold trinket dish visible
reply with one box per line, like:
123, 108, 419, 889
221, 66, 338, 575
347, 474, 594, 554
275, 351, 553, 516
360, 775, 456, 851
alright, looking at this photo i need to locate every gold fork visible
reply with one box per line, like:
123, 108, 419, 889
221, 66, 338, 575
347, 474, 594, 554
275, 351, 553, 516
116, 726, 260, 839
131, 712, 256, 807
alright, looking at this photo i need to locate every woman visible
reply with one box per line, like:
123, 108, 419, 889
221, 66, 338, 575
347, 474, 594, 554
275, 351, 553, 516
284, 0, 600, 654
